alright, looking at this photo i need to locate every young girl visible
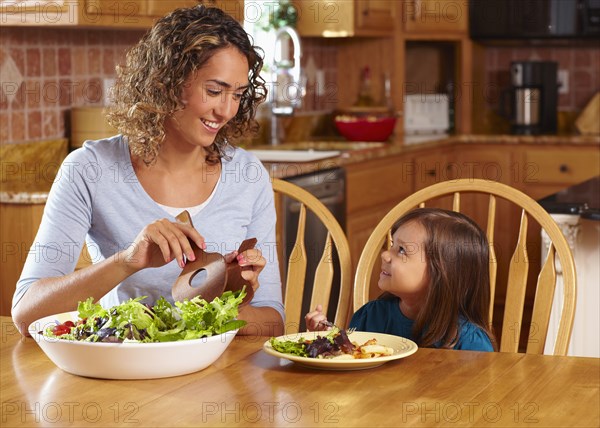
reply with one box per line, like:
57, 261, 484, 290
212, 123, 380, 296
306, 208, 495, 351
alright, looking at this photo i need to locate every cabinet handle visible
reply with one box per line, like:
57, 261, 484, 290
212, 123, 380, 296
411, 0, 420, 21
559, 164, 569, 173
426, 169, 436, 177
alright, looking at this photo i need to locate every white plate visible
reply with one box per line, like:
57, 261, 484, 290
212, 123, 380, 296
249, 149, 341, 163
263, 331, 418, 371
28, 311, 238, 380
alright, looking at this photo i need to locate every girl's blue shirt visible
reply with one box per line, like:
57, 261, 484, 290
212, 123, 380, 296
350, 297, 494, 352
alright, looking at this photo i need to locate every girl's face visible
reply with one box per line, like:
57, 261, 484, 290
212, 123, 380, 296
378, 220, 429, 300
164, 46, 250, 150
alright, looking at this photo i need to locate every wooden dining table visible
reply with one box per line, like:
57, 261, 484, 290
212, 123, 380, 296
1, 316, 598, 427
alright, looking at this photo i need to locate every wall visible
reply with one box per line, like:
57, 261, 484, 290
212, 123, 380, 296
0, 27, 338, 145
2, 26, 598, 144
481, 44, 600, 132
0, 27, 145, 144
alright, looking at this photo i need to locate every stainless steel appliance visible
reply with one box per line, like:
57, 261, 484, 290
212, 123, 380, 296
501, 61, 558, 135
469, 0, 600, 40
281, 168, 345, 330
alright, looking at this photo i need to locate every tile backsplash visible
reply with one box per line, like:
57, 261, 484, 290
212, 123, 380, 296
483, 45, 600, 112
0, 27, 338, 144
1, 26, 598, 144
1, 27, 144, 144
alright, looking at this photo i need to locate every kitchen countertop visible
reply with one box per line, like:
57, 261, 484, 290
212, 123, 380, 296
0, 138, 68, 204
263, 133, 600, 179
1, 134, 598, 204
538, 176, 600, 220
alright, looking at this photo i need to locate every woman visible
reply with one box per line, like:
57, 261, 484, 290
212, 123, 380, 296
12, 6, 284, 337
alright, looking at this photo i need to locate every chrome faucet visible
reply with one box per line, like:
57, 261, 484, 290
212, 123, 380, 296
270, 26, 303, 145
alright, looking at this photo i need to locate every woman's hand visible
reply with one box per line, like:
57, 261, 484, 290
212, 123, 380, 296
224, 248, 266, 293
121, 219, 206, 273
305, 304, 331, 332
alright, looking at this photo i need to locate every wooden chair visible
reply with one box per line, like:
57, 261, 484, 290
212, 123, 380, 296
353, 179, 576, 356
272, 178, 352, 333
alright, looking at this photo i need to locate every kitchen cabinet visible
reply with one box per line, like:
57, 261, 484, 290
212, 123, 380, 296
0, 0, 242, 27
0, 202, 90, 316
521, 146, 600, 201
0, 203, 45, 316
356, 0, 396, 33
449, 144, 513, 218
412, 146, 455, 190
293, 0, 396, 37
146, 0, 243, 21
412, 146, 455, 209
345, 153, 414, 300
346, 204, 395, 299
402, 0, 468, 34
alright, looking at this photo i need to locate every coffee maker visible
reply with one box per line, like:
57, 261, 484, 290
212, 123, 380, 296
501, 61, 558, 135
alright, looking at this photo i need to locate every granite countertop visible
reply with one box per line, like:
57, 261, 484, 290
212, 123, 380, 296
0, 138, 68, 205
262, 133, 600, 179
2, 134, 598, 204
538, 176, 600, 221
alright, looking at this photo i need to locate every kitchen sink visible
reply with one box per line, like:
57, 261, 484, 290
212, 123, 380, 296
248, 141, 385, 163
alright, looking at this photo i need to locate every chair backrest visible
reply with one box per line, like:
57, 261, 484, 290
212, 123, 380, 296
353, 179, 576, 356
272, 178, 352, 334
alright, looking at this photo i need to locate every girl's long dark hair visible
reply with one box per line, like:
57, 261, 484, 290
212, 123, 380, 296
382, 208, 496, 349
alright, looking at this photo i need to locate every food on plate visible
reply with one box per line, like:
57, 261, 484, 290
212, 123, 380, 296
269, 327, 395, 360
42, 289, 247, 343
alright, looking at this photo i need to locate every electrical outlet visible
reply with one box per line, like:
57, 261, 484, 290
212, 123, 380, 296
558, 70, 569, 94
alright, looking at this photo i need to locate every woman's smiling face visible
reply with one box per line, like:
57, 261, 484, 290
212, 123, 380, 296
164, 46, 250, 150
378, 220, 430, 300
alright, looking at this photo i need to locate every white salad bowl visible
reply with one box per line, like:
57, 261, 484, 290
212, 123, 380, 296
28, 311, 239, 380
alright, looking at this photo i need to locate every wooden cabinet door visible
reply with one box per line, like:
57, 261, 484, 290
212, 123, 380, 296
0, 203, 45, 316
146, 0, 195, 16
146, 0, 244, 21
523, 146, 600, 200
0, 202, 92, 316
83, 0, 148, 22
294, 0, 394, 37
412, 147, 455, 209
346, 203, 394, 300
402, 0, 467, 34
0, 1, 69, 25
450, 145, 513, 228
355, 0, 396, 34
346, 155, 414, 214
0, 0, 148, 26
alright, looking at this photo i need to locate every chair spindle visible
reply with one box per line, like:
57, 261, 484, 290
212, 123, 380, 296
284, 203, 308, 332
527, 243, 557, 354
487, 194, 497, 325
500, 209, 530, 353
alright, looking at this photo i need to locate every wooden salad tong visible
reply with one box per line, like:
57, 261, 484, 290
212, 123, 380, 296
171, 210, 256, 306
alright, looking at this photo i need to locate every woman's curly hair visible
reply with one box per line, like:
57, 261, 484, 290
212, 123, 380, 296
107, 5, 267, 165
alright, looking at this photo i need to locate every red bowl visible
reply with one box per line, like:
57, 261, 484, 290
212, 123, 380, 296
334, 116, 397, 142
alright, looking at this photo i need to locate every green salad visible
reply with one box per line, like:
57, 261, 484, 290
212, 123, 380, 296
43, 289, 247, 343
269, 326, 356, 358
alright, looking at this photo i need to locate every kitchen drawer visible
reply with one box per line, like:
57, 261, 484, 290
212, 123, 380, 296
525, 147, 600, 185
345, 156, 413, 213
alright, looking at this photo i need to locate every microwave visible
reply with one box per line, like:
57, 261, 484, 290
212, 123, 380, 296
469, 0, 600, 40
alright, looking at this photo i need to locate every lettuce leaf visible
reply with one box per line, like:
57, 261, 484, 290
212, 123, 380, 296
270, 336, 308, 357
54, 288, 248, 343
